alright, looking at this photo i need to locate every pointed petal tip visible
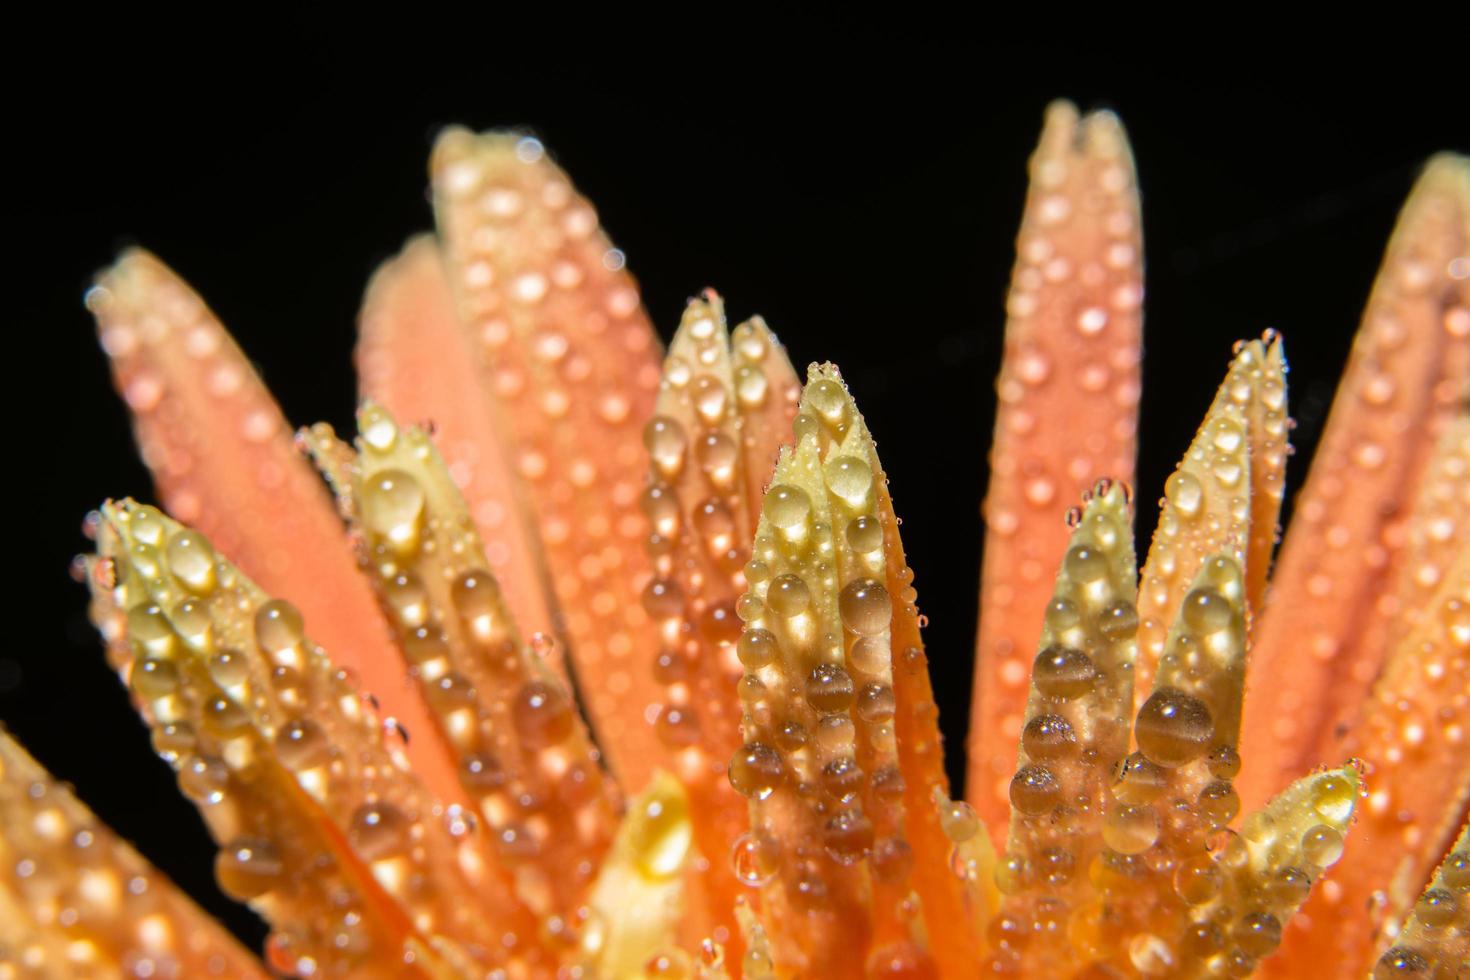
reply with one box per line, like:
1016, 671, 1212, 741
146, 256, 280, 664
1040, 99, 1080, 137
86, 247, 160, 321
673, 289, 727, 335
367, 232, 440, 280
1039, 99, 1133, 162
1422, 150, 1470, 188
97, 243, 155, 276
429, 126, 550, 185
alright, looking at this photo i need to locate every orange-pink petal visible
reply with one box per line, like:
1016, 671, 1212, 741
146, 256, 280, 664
355, 236, 562, 677
430, 131, 667, 790
1239, 154, 1470, 812
1263, 545, 1470, 977
88, 250, 459, 802
968, 102, 1143, 829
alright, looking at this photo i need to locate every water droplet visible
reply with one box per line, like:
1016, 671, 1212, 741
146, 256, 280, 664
255, 600, 304, 661
1135, 688, 1213, 767
1233, 911, 1282, 957
275, 718, 331, 771
737, 629, 777, 669
939, 799, 980, 842
855, 683, 896, 722
768, 574, 812, 617
1021, 714, 1077, 761
207, 649, 249, 690
692, 376, 729, 426
1372, 946, 1430, 978
839, 579, 890, 636
1016, 347, 1052, 385
728, 743, 783, 800
823, 808, 874, 865
1312, 774, 1356, 823
806, 379, 848, 428
629, 784, 691, 881
826, 455, 874, 504
764, 485, 811, 530
1033, 646, 1096, 699
349, 801, 412, 861
1064, 545, 1109, 583
130, 658, 179, 700
202, 695, 250, 738
1181, 588, 1233, 633
644, 417, 687, 478
361, 469, 426, 552
846, 516, 884, 553
1103, 803, 1160, 854
806, 663, 855, 714
730, 833, 779, 886
1024, 476, 1056, 508
513, 680, 574, 748
1009, 764, 1061, 816
735, 365, 769, 407
215, 836, 284, 899
1301, 824, 1345, 867
164, 530, 217, 595
1165, 471, 1203, 518
1077, 307, 1108, 335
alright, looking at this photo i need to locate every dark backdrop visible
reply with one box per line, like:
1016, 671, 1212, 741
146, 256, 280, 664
15, 33, 1466, 947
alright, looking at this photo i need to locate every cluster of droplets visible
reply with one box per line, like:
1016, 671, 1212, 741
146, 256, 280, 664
1136, 337, 1286, 699
726, 366, 935, 977
979, 365, 1360, 980
987, 481, 1140, 975
634, 295, 801, 960
1100, 551, 1357, 978
83, 500, 549, 977
1370, 826, 1469, 977
0, 732, 263, 978
639, 298, 796, 759
327, 401, 620, 942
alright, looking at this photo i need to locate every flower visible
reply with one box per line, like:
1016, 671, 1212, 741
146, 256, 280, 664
3, 103, 1466, 978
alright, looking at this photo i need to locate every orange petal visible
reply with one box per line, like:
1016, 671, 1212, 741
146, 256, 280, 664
1242, 340, 1292, 621
87, 251, 456, 803
430, 131, 666, 791
1239, 154, 1470, 812
1376, 417, 1470, 656
1, 730, 268, 978
1264, 546, 1470, 977
968, 102, 1143, 827
355, 236, 562, 677
876, 428, 991, 976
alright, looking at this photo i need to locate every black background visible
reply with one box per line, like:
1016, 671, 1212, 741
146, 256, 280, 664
13, 30, 1467, 947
